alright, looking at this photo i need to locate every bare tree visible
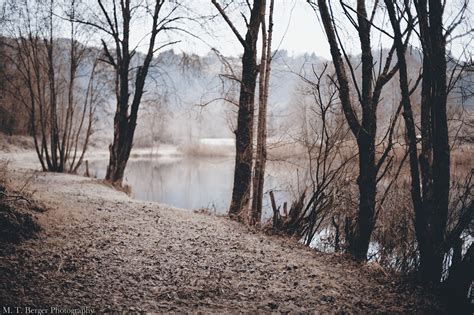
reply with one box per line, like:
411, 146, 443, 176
270, 63, 356, 247
81, 0, 185, 184
4, 0, 97, 173
385, 0, 473, 292
211, 0, 266, 219
250, 0, 274, 225
310, 0, 401, 260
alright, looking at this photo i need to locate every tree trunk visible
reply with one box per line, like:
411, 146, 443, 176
46, 1, 60, 172
250, 0, 274, 225
414, 0, 450, 283
427, 0, 449, 283
349, 132, 377, 260
105, 126, 133, 183
229, 48, 258, 217
103, 0, 163, 185
387, 0, 450, 283
318, 0, 380, 261
226, 0, 266, 218
444, 243, 474, 312
105, 59, 131, 183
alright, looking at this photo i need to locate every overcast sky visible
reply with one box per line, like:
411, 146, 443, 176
4, 0, 469, 60
175, 0, 333, 59
158, 0, 471, 60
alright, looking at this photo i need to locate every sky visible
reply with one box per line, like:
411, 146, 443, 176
3, 0, 470, 60
169, 0, 472, 60
174, 0, 333, 59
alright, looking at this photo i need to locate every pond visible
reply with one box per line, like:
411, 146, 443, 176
89, 156, 299, 220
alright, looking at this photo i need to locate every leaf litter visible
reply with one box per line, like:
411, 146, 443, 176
0, 167, 444, 313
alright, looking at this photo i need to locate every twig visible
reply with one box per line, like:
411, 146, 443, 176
0, 191, 32, 205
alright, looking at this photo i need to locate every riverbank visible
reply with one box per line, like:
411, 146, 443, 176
0, 151, 444, 312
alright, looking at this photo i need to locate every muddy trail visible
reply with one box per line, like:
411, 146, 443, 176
0, 166, 444, 313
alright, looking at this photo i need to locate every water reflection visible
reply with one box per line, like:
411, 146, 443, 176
89, 157, 296, 220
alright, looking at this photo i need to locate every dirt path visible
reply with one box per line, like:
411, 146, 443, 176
0, 164, 443, 313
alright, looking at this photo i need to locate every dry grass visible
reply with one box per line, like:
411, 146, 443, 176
101, 179, 132, 196
0, 159, 43, 249
0, 159, 8, 190
178, 143, 235, 157
0, 134, 34, 152
178, 140, 308, 160
451, 144, 474, 177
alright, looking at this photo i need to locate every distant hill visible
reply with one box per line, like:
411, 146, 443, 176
1, 36, 471, 147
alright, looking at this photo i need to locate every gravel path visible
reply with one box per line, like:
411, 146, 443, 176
0, 164, 443, 313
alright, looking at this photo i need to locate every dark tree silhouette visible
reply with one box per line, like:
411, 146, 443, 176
211, 0, 267, 218
83, 0, 184, 184
250, 0, 274, 225
385, 0, 473, 300
311, 0, 400, 260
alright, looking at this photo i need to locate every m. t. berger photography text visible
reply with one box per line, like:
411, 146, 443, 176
1, 307, 94, 314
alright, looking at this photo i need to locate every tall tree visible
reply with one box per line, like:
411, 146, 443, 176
211, 0, 266, 218
83, 0, 183, 184
384, 0, 472, 286
311, 0, 400, 260
250, 0, 274, 225
4, 0, 97, 173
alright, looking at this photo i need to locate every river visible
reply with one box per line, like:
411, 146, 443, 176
88, 156, 299, 221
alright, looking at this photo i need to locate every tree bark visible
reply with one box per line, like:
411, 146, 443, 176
350, 133, 377, 260
444, 243, 474, 311
250, 0, 274, 225
104, 0, 165, 185
212, 0, 266, 218
386, 0, 450, 283
317, 0, 380, 261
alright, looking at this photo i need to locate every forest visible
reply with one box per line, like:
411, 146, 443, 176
0, 0, 473, 313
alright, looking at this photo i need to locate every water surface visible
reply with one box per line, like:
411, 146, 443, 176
89, 156, 296, 219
